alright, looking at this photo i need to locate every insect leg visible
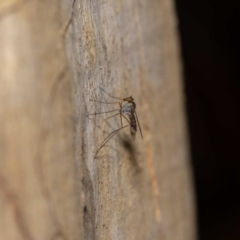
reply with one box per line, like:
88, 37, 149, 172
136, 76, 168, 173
90, 99, 119, 104
94, 125, 129, 158
104, 113, 121, 121
87, 109, 119, 116
99, 87, 122, 101
119, 102, 123, 128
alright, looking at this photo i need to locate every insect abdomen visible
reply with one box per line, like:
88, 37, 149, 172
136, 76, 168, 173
129, 114, 137, 140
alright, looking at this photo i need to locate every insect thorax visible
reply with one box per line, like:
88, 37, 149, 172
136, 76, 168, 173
121, 102, 136, 115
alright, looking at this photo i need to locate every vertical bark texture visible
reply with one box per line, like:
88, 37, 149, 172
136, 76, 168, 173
0, 0, 196, 240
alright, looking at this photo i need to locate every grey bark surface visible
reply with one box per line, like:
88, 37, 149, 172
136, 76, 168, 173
0, 0, 196, 240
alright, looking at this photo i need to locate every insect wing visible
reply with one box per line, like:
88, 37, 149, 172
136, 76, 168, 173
121, 102, 132, 115
135, 111, 143, 139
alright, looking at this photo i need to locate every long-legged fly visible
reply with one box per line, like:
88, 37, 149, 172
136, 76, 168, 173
88, 87, 143, 157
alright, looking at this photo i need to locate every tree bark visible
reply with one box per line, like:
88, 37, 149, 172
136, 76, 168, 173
0, 0, 196, 240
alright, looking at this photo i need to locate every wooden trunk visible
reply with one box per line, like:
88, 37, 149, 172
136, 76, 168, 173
0, 0, 196, 239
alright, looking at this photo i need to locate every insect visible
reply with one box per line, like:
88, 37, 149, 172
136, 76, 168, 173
88, 87, 143, 157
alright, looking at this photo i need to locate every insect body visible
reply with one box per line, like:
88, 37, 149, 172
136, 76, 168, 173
121, 97, 137, 140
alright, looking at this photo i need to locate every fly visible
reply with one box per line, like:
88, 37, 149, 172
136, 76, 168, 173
88, 87, 143, 157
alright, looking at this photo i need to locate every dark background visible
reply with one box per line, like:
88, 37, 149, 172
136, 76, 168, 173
175, 0, 240, 239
